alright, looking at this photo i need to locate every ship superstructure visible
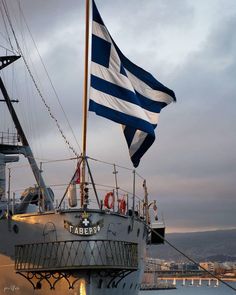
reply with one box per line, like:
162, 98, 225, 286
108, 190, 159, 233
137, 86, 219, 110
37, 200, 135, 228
0, 1, 176, 294
0, 64, 165, 293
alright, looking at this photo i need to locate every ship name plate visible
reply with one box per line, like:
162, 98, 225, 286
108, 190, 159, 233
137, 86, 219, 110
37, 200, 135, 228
64, 212, 103, 236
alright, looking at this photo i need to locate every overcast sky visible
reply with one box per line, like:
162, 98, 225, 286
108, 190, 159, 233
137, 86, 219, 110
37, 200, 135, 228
0, 0, 236, 233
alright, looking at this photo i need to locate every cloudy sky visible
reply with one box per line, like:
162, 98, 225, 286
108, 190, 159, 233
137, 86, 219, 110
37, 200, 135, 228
0, 0, 236, 233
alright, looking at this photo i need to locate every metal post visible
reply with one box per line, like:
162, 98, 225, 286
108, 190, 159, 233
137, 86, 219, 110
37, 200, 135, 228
126, 193, 129, 212
142, 200, 145, 218
39, 162, 43, 212
113, 164, 119, 203
7, 168, 11, 217
12, 192, 15, 215
132, 170, 136, 217
85, 157, 100, 208
0, 77, 53, 210
143, 179, 150, 223
81, 0, 90, 208
113, 189, 115, 212
7, 168, 11, 231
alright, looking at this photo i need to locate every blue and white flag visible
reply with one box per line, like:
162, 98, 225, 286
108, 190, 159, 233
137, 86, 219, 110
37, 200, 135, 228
89, 0, 176, 167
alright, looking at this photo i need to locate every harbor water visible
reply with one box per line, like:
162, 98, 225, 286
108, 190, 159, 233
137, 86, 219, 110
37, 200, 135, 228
140, 282, 236, 295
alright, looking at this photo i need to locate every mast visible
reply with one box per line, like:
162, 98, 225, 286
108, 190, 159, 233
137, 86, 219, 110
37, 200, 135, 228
81, 0, 90, 208
0, 63, 54, 210
143, 180, 150, 223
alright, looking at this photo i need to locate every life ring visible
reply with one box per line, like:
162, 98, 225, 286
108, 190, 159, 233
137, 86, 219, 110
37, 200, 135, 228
104, 192, 114, 209
119, 198, 126, 214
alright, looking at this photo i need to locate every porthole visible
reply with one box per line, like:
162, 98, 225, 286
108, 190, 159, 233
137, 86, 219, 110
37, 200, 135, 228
13, 224, 19, 234
137, 228, 140, 237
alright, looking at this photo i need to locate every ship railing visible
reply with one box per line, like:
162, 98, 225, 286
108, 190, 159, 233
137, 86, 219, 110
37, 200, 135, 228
15, 240, 138, 272
0, 131, 19, 145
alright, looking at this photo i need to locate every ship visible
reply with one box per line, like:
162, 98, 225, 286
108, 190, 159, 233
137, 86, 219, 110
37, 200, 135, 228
0, 1, 175, 294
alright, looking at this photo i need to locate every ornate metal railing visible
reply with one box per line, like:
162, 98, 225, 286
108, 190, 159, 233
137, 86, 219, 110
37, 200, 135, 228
15, 240, 138, 272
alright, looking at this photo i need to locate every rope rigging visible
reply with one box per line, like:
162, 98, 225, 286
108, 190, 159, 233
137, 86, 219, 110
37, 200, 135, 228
1, 0, 81, 158
145, 222, 236, 293
17, 1, 82, 154
0, 1, 15, 52
88, 155, 146, 180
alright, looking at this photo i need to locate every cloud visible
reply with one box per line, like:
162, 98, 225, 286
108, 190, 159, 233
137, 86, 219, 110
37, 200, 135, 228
1, 0, 236, 233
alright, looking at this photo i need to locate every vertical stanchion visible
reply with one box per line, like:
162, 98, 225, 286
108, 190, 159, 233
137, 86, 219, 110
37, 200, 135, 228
132, 170, 136, 227
81, 0, 90, 208
113, 164, 119, 205
12, 192, 15, 215
7, 168, 11, 231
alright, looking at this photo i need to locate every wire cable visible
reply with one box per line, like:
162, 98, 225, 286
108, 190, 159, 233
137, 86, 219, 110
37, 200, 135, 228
1, 0, 80, 158
88, 156, 146, 181
146, 222, 236, 292
0, 1, 14, 51
17, 1, 81, 154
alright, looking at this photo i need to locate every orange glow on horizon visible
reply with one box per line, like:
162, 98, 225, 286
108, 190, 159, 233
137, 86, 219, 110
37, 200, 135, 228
166, 226, 236, 234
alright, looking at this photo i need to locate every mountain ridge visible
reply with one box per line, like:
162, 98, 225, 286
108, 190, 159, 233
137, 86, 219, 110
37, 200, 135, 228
149, 228, 236, 262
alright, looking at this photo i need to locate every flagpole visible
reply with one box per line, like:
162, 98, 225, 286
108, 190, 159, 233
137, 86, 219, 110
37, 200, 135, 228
81, 0, 90, 208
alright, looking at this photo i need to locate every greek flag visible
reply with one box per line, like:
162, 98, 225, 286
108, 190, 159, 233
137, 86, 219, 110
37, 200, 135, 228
89, 0, 176, 167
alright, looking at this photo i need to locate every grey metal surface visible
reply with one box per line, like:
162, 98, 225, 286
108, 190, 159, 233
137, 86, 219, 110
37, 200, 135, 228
0, 153, 19, 200
0, 77, 54, 210
0, 209, 147, 294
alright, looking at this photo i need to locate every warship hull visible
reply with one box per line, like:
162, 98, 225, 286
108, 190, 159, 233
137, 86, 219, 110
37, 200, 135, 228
0, 209, 147, 294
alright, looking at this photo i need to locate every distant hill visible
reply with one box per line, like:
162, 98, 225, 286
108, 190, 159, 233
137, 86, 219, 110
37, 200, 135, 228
148, 229, 236, 262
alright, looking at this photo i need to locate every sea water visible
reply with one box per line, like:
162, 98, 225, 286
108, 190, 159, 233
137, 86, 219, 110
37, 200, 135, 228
140, 282, 236, 295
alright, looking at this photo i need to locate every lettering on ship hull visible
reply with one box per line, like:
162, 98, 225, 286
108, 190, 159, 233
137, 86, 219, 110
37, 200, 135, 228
64, 212, 104, 236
